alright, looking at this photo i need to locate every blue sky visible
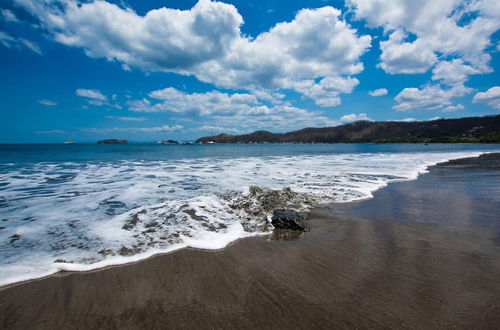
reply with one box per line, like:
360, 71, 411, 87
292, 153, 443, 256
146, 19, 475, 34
0, 0, 499, 143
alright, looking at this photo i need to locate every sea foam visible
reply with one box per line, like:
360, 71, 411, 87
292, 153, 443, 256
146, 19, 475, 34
0, 150, 494, 286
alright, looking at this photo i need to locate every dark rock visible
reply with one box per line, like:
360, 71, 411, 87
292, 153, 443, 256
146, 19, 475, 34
271, 209, 310, 232
9, 234, 21, 244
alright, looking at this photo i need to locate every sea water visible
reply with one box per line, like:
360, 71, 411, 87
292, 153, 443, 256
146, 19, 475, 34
1, 143, 499, 286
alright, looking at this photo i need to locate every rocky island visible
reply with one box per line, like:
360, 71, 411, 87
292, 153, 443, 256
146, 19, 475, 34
97, 139, 128, 144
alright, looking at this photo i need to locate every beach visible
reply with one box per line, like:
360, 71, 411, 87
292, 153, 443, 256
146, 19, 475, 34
1, 153, 499, 329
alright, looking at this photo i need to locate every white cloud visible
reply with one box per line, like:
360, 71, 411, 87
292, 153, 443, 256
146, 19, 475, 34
378, 30, 437, 74
82, 125, 183, 134
35, 129, 65, 134
0, 31, 42, 55
442, 104, 464, 112
15, 1, 370, 104
340, 113, 370, 122
393, 84, 470, 111
191, 125, 242, 134
293, 77, 359, 107
129, 87, 258, 115
428, 116, 441, 121
368, 88, 388, 97
1, 9, 20, 23
348, 0, 500, 74
250, 89, 285, 104
196, 6, 371, 91
75, 89, 122, 109
432, 59, 480, 85
472, 86, 500, 109
76, 89, 107, 101
38, 99, 57, 106
14, 0, 243, 72
106, 116, 146, 122
207, 104, 339, 132
400, 118, 417, 122
127, 86, 339, 131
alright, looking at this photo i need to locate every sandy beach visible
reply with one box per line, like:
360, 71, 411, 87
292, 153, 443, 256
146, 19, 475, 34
1, 153, 499, 329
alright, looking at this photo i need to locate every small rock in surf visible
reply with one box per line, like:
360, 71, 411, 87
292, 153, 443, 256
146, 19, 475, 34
271, 209, 310, 232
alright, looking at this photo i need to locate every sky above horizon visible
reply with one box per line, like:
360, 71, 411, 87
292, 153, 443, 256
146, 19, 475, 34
1, 0, 499, 142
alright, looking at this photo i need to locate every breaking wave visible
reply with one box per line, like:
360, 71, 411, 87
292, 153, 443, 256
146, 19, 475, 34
0, 150, 493, 286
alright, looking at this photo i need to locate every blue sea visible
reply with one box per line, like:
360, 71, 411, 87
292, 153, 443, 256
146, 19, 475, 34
1, 143, 499, 286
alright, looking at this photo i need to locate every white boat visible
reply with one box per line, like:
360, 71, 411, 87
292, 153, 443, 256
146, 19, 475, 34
64, 136, 75, 144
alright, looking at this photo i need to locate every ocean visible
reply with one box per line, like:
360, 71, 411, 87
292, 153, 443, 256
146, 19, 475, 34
1, 143, 499, 286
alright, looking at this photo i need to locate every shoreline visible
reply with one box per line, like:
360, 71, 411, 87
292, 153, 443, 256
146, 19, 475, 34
0, 151, 493, 290
0, 151, 497, 290
1, 153, 499, 328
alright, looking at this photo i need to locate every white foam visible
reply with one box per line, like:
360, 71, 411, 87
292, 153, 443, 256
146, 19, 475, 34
0, 149, 497, 286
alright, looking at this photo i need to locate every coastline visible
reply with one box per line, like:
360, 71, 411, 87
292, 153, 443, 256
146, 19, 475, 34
0, 150, 491, 288
1, 153, 499, 329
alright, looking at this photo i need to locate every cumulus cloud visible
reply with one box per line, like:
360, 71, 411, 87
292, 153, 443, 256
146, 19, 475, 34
250, 89, 285, 104
0, 31, 42, 55
442, 104, 464, 112
129, 87, 258, 115
38, 99, 57, 106
472, 86, 500, 109
400, 118, 417, 122
348, 0, 500, 74
293, 77, 359, 107
196, 6, 371, 91
432, 59, 480, 85
393, 84, 470, 111
14, 0, 243, 72
368, 88, 388, 97
207, 104, 339, 132
340, 113, 370, 122
127, 86, 339, 131
15, 0, 370, 105
378, 30, 437, 74
348, 0, 499, 111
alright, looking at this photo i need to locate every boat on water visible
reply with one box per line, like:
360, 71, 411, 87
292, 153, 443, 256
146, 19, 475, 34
64, 134, 76, 144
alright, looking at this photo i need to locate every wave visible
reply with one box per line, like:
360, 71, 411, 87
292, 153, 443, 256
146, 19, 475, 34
0, 150, 494, 286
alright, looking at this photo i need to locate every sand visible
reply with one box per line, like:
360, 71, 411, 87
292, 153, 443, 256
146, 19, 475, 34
1, 153, 499, 329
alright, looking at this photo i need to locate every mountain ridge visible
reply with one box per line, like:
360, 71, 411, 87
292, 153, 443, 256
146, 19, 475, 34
196, 115, 500, 143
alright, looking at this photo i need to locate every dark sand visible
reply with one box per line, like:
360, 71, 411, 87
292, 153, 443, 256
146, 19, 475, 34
1, 153, 500, 329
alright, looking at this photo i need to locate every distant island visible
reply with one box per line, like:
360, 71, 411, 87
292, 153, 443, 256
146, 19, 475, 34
196, 115, 500, 144
97, 139, 128, 144
157, 140, 179, 144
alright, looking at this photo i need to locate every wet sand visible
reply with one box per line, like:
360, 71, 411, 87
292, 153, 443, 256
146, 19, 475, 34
1, 153, 500, 329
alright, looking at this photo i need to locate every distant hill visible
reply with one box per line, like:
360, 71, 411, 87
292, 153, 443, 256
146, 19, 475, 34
97, 139, 128, 144
196, 115, 500, 144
